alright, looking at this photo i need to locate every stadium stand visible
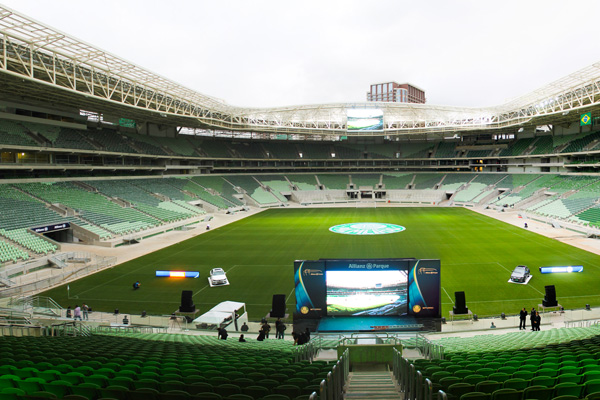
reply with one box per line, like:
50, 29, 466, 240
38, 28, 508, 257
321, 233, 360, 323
287, 174, 319, 190
499, 137, 536, 157
261, 141, 300, 159
381, 173, 414, 190
223, 175, 281, 205
0, 120, 41, 147
439, 174, 476, 191
228, 142, 267, 159
15, 182, 161, 235
412, 174, 443, 190
255, 175, 292, 202
317, 174, 350, 190
350, 174, 380, 188
191, 177, 244, 206
297, 143, 333, 159
0, 333, 327, 400
0, 238, 29, 264
434, 142, 458, 158
403, 326, 600, 400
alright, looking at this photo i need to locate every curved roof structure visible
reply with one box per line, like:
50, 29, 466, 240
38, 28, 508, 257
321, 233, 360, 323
1, 4, 600, 136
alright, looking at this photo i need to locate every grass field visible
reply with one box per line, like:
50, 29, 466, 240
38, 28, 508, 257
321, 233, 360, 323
42, 207, 600, 319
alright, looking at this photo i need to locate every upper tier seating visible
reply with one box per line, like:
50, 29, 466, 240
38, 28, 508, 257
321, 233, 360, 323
434, 142, 458, 158
499, 137, 536, 157
261, 141, 300, 159
228, 142, 266, 159
0, 120, 40, 147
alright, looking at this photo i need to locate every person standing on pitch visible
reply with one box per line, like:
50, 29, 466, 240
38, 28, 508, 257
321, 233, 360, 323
519, 307, 527, 330
530, 308, 536, 331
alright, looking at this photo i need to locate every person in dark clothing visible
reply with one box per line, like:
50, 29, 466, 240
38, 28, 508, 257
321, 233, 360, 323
217, 327, 228, 340
519, 307, 528, 330
257, 328, 266, 341
530, 308, 536, 331
535, 314, 541, 331
276, 321, 286, 339
133, 281, 140, 290
66, 306, 72, 319
262, 322, 271, 339
305, 328, 311, 342
240, 322, 249, 332
297, 332, 308, 345
239, 334, 246, 342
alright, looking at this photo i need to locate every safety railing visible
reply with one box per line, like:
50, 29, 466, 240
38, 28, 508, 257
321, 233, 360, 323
293, 340, 318, 363
416, 333, 444, 360
394, 349, 434, 400
309, 348, 349, 400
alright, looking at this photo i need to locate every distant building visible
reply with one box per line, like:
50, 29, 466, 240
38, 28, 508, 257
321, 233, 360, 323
367, 82, 426, 104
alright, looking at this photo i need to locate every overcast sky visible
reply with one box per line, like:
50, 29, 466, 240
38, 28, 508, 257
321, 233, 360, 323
3, 0, 600, 109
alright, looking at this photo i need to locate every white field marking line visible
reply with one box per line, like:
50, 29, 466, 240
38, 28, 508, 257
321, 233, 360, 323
77, 222, 260, 296
442, 287, 454, 303
285, 287, 295, 304
193, 284, 210, 297
466, 211, 600, 271
76, 264, 286, 297
496, 262, 545, 296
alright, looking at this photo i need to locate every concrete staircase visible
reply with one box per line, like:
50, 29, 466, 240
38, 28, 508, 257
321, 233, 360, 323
345, 370, 401, 399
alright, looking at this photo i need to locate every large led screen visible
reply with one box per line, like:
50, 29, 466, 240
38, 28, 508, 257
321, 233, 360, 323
294, 258, 440, 319
347, 109, 384, 131
326, 270, 408, 316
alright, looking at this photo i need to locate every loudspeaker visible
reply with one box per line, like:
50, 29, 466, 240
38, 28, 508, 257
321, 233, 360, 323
179, 290, 196, 313
453, 291, 469, 314
542, 285, 557, 307
270, 294, 286, 318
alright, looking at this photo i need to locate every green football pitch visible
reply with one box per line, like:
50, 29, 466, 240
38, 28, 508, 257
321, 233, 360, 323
42, 207, 600, 319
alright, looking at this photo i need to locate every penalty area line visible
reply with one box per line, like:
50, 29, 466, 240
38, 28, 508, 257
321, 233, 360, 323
442, 287, 453, 303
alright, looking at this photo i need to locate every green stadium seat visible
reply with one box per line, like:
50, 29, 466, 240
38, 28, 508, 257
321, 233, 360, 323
490, 388, 521, 400
476, 381, 503, 394
521, 385, 553, 400
447, 383, 475, 398
553, 382, 584, 398
460, 392, 491, 400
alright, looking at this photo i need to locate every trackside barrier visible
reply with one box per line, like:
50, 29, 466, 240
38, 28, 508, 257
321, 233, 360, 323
309, 348, 349, 400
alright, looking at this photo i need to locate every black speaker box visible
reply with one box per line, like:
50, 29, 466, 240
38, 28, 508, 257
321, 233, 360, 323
270, 294, 286, 318
453, 291, 469, 314
179, 290, 196, 313
542, 285, 557, 307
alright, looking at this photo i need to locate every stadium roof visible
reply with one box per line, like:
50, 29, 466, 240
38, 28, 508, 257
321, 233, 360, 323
1, 4, 600, 136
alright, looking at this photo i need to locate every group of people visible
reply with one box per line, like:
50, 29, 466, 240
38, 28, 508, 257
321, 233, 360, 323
217, 319, 310, 345
519, 307, 541, 331
65, 304, 90, 320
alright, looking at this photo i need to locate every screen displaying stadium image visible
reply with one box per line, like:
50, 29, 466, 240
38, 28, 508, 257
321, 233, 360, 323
347, 109, 384, 131
326, 270, 408, 316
